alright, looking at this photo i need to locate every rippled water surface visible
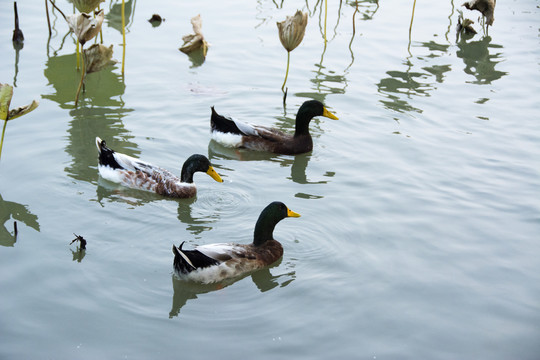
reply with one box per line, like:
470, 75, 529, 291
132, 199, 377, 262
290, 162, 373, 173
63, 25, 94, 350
1, 1, 539, 359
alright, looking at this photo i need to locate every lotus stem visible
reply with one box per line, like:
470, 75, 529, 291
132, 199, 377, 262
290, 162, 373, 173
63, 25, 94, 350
45, 0, 52, 37
0, 120, 8, 160
98, 5, 103, 44
76, 39, 80, 69
75, 45, 85, 107
121, 0, 125, 74
281, 51, 290, 92
408, 0, 417, 53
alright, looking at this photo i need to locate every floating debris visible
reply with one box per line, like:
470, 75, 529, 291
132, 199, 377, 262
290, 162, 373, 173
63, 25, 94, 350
70, 233, 87, 250
179, 15, 208, 58
148, 14, 164, 27
13, 221, 18, 237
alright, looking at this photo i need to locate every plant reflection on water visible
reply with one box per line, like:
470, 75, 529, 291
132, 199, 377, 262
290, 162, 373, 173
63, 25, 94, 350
0, 194, 40, 247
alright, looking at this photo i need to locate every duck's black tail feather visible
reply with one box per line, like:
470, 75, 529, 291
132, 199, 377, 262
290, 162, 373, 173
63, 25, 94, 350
96, 137, 123, 169
210, 106, 243, 135
172, 242, 220, 274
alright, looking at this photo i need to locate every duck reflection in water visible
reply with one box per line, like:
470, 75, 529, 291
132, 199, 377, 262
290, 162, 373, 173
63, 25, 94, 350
169, 259, 295, 318
177, 199, 217, 237
208, 139, 334, 188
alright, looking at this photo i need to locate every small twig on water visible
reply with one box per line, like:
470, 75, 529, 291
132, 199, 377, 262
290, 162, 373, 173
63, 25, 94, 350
14, 221, 18, 237
70, 233, 87, 250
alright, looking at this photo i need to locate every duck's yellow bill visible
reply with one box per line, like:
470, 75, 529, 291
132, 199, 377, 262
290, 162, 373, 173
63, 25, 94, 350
287, 208, 301, 218
206, 166, 223, 183
323, 107, 339, 120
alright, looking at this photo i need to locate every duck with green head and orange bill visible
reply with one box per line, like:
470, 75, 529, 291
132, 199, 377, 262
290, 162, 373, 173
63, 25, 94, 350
173, 201, 300, 283
210, 100, 338, 155
96, 137, 222, 198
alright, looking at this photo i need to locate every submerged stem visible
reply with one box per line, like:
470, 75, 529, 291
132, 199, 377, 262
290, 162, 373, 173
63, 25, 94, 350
281, 51, 290, 92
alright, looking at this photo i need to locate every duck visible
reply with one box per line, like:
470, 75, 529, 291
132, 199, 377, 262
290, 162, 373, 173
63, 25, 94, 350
210, 100, 338, 155
95, 137, 223, 198
462, 0, 495, 29
172, 201, 300, 283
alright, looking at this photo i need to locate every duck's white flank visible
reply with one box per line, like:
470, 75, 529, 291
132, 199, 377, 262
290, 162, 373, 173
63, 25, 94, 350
174, 243, 261, 284
211, 131, 243, 148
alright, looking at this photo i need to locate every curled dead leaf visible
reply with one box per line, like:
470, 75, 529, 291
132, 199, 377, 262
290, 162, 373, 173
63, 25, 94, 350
179, 15, 208, 57
66, 9, 105, 45
84, 44, 117, 74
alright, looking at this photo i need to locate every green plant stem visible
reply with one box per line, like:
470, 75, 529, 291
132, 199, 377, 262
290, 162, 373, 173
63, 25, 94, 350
0, 120, 8, 160
281, 51, 290, 92
408, 0, 417, 53
75, 47, 85, 107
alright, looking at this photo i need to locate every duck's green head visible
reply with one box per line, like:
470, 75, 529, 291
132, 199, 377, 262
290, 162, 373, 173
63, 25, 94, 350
181, 154, 223, 183
295, 100, 338, 135
253, 201, 300, 246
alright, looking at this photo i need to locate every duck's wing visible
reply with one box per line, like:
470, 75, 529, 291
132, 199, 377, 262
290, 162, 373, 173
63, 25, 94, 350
195, 243, 249, 261
96, 137, 161, 176
210, 107, 259, 137
211, 109, 291, 145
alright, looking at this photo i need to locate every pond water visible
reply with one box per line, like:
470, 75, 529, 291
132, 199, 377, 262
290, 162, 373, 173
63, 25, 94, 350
1, 0, 539, 359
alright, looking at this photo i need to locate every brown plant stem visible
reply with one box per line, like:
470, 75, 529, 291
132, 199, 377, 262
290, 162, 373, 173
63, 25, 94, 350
45, 0, 52, 36
48, 0, 66, 20
74, 46, 85, 107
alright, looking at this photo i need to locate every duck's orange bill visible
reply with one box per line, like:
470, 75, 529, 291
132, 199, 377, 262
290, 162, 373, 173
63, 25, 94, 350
323, 107, 339, 120
206, 166, 223, 182
287, 208, 301, 218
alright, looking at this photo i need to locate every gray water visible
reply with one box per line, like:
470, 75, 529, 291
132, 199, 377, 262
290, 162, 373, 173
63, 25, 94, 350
1, 1, 539, 359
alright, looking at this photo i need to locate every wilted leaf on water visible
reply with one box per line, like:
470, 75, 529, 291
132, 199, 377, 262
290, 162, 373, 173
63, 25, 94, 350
84, 44, 117, 74
179, 15, 208, 57
72, 0, 105, 14
8, 100, 39, 121
462, 0, 495, 26
457, 9, 477, 37
0, 83, 39, 121
277, 10, 308, 52
0, 83, 14, 121
66, 9, 105, 45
